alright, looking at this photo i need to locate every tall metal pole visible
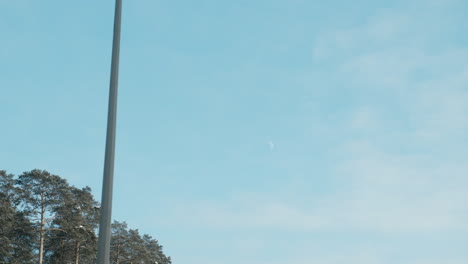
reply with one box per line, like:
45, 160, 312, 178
97, 0, 122, 263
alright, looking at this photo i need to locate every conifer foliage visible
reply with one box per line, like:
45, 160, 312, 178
0, 169, 171, 264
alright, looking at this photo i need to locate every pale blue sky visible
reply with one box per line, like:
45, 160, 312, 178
2, 0, 468, 263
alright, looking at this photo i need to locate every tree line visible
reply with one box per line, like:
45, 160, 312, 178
0, 169, 171, 264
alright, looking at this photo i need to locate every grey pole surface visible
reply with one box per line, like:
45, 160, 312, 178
97, 0, 122, 263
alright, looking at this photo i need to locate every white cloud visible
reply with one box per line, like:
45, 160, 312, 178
312, 9, 412, 60
348, 107, 378, 131
168, 138, 468, 232
165, 1, 468, 236
157, 2, 468, 263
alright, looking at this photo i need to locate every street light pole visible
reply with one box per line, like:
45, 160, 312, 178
96, 0, 122, 263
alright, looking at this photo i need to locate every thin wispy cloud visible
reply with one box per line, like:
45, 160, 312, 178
157, 1, 468, 262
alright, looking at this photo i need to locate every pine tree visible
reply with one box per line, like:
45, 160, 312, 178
0, 170, 35, 264
15, 169, 69, 264
110, 221, 129, 264
142, 234, 172, 264
110, 221, 172, 264
46, 186, 100, 264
